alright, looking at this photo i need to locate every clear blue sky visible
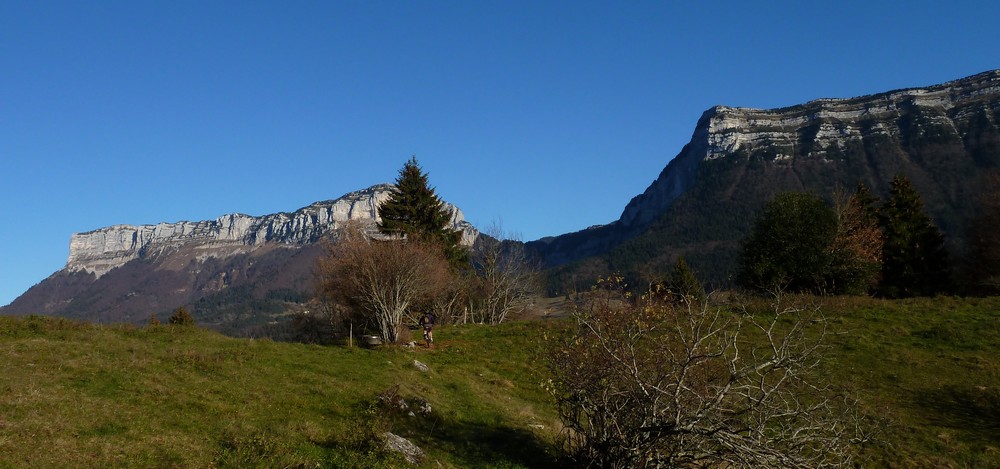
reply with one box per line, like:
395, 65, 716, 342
2, 1, 997, 306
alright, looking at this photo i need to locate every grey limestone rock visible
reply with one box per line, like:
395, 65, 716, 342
66, 184, 478, 278
382, 432, 424, 465
619, 70, 1000, 230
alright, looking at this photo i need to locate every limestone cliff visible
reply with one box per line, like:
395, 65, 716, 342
67, 183, 477, 278
619, 69, 1000, 230
534, 70, 1000, 291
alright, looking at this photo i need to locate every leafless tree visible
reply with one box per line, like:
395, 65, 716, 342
316, 222, 453, 344
468, 222, 539, 324
544, 276, 866, 468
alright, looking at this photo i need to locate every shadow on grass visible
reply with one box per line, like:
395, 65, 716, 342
914, 385, 1000, 442
421, 419, 558, 468
315, 397, 560, 467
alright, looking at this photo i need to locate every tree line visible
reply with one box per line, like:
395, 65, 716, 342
737, 172, 1000, 297
302, 159, 1000, 467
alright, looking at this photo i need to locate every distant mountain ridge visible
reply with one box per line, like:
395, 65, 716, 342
532, 70, 1000, 290
3, 184, 477, 333
6, 70, 999, 330
67, 184, 476, 278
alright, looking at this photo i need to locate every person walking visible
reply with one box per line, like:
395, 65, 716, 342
418, 312, 436, 348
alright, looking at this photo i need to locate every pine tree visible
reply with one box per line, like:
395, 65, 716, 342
378, 157, 468, 267
667, 256, 706, 304
879, 175, 950, 297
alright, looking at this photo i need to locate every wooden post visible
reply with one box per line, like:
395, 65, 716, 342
349, 322, 353, 348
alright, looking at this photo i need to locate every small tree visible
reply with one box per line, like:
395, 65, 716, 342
828, 183, 884, 295
737, 192, 839, 293
317, 223, 453, 344
148, 314, 160, 326
168, 307, 195, 326
544, 276, 863, 468
879, 175, 950, 297
666, 256, 705, 304
468, 222, 539, 324
378, 156, 468, 268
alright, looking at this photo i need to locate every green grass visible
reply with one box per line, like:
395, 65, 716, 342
0, 316, 560, 468
819, 295, 1000, 467
2, 296, 1000, 467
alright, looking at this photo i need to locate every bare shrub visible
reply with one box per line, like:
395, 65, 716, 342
544, 276, 864, 468
466, 222, 539, 324
316, 223, 453, 344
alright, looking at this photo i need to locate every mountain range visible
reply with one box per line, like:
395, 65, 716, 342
4, 70, 999, 332
530, 69, 1000, 291
3, 185, 476, 335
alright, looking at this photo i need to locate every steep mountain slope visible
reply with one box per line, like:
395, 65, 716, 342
3, 184, 477, 334
532, 70, 1000, 291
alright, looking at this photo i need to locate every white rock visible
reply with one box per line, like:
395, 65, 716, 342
382, 432, 424, 465
66, 184, 479, 277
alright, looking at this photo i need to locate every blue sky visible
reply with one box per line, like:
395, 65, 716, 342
1, 1, 997, 306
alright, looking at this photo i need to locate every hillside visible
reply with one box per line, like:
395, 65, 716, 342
0, 317, 560, 467
1, 184, 477, 334
2, 296, 1000, 467
532, 70, 1000, 292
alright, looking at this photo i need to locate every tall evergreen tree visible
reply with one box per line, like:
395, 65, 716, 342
879, 175, 950, 297
378, 157, 468, 267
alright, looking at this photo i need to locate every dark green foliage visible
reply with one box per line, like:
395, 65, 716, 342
737, 192, 839, 293
965, 171, 1000, 293
667, 256, 706, 304
168, 307, 196, 326
378, 156, 469, 268
532, 87, 1000, 293
191, 285, 306, 336
879, 175, 951, 297
851, 182, 880, 221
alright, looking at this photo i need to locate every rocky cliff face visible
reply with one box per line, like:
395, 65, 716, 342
67, 184, 477, 278
536, 70, 1000, 291
3, 184, 478, 332
618, 70, 1000, 231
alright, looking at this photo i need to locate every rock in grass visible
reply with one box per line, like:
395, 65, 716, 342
413, 360, 429, 373
382, 432, 424, 465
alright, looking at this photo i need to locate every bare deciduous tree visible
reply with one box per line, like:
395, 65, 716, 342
316, 223, 453, 344
544, 276, 865, 468
468, 222, 538, 324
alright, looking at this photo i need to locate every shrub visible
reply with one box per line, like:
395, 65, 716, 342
544, 276, 864, 468
168, 307, 196, 326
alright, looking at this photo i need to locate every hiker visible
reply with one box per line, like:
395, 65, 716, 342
418, 312, 436, 348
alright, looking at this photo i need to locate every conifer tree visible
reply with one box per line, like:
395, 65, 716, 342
879, 175, 950, 297
667, 256, 706, 304
378, 157, 468, 267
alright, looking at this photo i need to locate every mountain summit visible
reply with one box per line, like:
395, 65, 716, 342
532, 70, 1000, 290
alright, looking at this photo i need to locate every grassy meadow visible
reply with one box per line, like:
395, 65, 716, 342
1, 295, 999, 467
